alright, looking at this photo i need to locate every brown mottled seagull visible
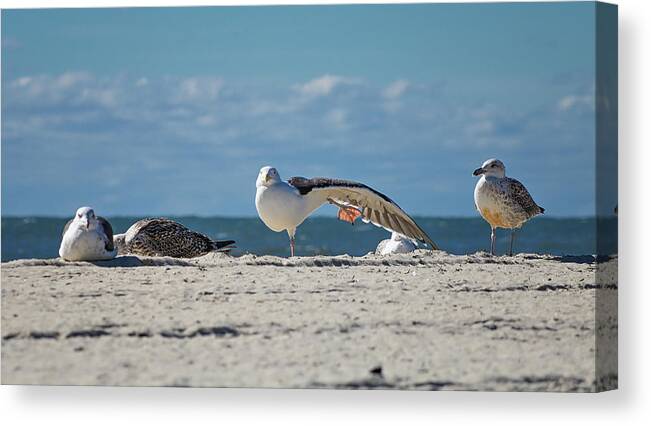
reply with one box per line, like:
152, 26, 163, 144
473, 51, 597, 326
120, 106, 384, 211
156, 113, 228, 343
113, 218, 235, 258
255, 166, 438, 256
473, 158, 544, 256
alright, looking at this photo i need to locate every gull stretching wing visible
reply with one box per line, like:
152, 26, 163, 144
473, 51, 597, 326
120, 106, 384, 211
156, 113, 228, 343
255, 166, 437, 256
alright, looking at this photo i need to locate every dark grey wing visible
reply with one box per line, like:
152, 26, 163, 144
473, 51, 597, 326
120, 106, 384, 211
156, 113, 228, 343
288, 176, 438, 249
505, 178, 544, 217
97, 217, 115, 251
288, 177, 395, 203
62, 219, 74, 237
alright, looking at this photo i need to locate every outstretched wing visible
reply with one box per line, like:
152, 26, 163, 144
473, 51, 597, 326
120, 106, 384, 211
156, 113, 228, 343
97, 217, 115, 252
288, 177, 438, 249
505, 178, 544, 217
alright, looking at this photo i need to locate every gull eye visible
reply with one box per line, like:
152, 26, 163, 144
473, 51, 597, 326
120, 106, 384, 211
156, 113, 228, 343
77, 213, 82, 218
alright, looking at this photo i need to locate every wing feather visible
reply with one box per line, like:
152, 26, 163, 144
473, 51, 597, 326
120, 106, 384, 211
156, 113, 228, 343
97, 217, 115, 252
505, 178, 544, 218
288, 177, 438, 249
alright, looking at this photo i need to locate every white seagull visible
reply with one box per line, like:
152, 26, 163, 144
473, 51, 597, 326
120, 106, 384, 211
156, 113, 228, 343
113, 218, 235, 258
473, 159, 544, 256
375, 232, 418, 255
255, 166, 437, 256
59, 206, 117, 261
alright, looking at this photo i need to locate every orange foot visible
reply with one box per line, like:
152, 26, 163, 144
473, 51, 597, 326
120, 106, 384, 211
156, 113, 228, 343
337, 207, 361, 225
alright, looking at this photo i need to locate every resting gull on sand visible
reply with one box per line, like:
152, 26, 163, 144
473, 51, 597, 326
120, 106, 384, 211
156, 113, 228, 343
255, 166, 437, 256
375, 232, 418, 255
113, 218, 235, 258
473, 158, 544, 256
59, 206, 117, 261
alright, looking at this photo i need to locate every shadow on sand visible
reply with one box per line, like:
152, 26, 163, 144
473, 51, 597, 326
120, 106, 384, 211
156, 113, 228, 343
2, 256, 194, 268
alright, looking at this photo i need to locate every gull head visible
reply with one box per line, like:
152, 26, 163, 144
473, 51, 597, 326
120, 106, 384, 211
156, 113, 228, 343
473, 158, 505, 178
113, 234, 127, 254
391, 232, 408, 242
257, 166, 281, 187
74, 206, 98, 230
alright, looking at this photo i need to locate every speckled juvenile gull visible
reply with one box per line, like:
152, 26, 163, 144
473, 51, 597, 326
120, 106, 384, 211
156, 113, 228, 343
255, 166, 437, 256
59, 206, 117, 261
113, 218, 235, 258
473, 159, 544, 256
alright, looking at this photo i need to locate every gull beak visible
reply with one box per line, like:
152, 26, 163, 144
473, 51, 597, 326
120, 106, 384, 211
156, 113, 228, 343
473, 167, 484, 176
264, 174, 270, 183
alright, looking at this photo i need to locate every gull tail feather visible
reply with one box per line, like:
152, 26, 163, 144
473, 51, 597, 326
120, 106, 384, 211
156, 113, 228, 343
210, 239, 236, 253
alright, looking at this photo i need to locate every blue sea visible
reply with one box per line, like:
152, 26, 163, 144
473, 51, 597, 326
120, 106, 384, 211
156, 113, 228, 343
0, 216, 616, 262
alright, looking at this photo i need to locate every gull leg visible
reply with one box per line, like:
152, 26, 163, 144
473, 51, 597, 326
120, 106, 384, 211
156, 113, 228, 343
490, 228, 496, 256
509, 230, 516, 256
287, 229, 296, 257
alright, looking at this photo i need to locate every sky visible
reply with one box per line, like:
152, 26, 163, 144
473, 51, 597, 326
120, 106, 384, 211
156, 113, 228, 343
1, 2, 605, 217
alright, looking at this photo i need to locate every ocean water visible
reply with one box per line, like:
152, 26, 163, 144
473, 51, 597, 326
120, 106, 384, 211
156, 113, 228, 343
0, 216, 616, 262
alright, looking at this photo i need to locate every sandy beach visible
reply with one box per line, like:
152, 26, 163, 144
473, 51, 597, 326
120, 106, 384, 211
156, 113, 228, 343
1, 251, 617, 391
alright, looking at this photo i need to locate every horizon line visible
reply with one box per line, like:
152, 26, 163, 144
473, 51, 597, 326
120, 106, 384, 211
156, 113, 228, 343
1, 214, 612, 220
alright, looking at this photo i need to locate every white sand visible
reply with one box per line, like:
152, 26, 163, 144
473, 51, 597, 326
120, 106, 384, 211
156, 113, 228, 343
1, 251, 617, 391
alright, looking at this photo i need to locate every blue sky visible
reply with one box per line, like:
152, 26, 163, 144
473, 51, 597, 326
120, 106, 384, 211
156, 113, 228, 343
2, 2, 602, 217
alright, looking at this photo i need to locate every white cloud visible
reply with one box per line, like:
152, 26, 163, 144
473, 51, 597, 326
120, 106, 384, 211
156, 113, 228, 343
324, 108, 349, 130
8, 72, 126, 110
16, 77, 32, 87
293, 74, 358, 97
382, 79, 409, 99
80, 87, 119, 108
176, 77, 224, 103
56, 71, 92, 89
558, 94, 594, 111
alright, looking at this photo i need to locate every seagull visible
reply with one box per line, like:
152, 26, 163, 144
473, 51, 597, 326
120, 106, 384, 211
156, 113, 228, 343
113, 218, 235, 258
255, 166, 437, 256
375, 232, 418, 255
59, 206, 117, 261
473, 159, 544, 256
